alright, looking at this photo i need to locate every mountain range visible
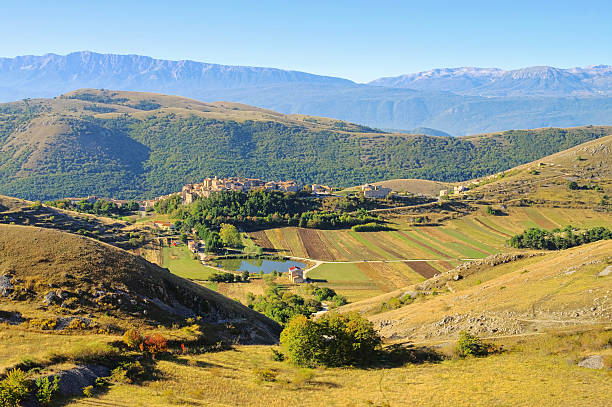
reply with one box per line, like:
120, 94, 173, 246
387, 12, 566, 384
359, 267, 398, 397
370, 65, 612, 96
1, 52, 612, 135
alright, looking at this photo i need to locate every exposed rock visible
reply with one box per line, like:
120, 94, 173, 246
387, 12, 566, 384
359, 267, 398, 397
42, 291, 59, 305
578, 355, 604, 370
0, 275, 14, 297
48, 365, 111, 396
598, 265, 612, 277
0, 310, 24, 325
453, 274, 463, 281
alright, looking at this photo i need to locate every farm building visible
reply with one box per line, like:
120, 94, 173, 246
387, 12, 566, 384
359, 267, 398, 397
153, 221, 175, 231
361, 184, 392, 198
288, 266, 304, 283
312, 184, 332, 195
454, 185, 468, 194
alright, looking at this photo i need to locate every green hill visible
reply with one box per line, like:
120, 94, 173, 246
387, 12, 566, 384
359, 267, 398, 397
0, 89, 610, 200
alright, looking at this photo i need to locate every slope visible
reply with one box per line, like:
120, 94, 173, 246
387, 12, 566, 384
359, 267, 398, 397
464, 133, 612, 208
1, 89, 611, 200
0, 224, 281, 344
338, 240, 611, 342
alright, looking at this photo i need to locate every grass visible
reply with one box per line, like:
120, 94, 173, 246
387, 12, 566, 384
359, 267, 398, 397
307, 263, 371, 282
161, 245, 217, 280
0, 326, 118, 372
60, 330, 612, 407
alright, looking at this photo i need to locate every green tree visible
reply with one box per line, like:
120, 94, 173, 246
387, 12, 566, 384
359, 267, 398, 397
219, 223, 242, 248
280, 312, 381, 367
0, 369, 30, 407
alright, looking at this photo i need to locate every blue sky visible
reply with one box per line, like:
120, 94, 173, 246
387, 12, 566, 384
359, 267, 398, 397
2, 0, 611, 82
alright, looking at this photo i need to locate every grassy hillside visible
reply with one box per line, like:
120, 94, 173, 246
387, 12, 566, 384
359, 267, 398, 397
337, 240, 611, 343
0, 224, 280, 343
464, 134, 612, 208
0, 89, 610, 199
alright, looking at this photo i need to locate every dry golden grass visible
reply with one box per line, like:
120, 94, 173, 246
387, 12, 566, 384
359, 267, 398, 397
60, 329, 612, 407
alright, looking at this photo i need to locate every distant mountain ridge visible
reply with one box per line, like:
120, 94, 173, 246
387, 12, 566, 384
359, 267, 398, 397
1, 51, 612, 135
0, 51, 353, 97
370, 65, 612, 96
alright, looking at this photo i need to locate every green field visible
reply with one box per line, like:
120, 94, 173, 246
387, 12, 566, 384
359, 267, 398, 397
246, 207, 612, 302
161, 245, 218, 280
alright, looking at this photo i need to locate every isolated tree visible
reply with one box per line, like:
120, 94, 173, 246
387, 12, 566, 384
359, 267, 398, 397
280, 312, 381, 367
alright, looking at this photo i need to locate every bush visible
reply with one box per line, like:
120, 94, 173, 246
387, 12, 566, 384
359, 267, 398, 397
280, 312, 381, 367
110, 361, 147, 384
29, 318, 57, 330
0, 369, 30, 407
271, 348, 285, 362
253, 368, 278, 383
35, 376, 60, 406
351, 222, 388, 232
142, 333, 168, 358
83, 385, 94, 397
456, 331, 490, 357
122, 328, 144, 349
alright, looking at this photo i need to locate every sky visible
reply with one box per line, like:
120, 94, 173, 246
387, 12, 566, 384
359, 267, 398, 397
1, 0, 611, 83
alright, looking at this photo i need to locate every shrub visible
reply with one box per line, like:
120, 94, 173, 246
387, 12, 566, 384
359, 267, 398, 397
271, 348, 285, 362
83, 385, 94, 397
351, 222, 388, 232
122, 328, 144, 349
67, 318, 87, 330
280, 312, 381, 367
456, 331, 491, 357
35, 376, 60, 406
110, 361, 147, 384
253, 368, 278, 383
141, 333, 168, 358
29, 318, 57, 330
0, 369, 30, 407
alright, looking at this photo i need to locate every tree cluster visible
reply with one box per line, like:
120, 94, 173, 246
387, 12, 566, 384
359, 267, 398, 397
280, 312, 381, 367
247, 285, 321, 324
508, 226, 611, 250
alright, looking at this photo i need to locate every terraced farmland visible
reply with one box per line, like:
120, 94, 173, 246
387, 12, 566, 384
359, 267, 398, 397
251, 207, 612, 262
247, 207, 612, 302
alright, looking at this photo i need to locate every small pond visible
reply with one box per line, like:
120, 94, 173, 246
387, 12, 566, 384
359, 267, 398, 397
215, 258, 306, 274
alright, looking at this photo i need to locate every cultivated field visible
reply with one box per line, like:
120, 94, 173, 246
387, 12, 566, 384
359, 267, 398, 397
161, 245, 218, 280
251, 207, 612, 263
248, 207, 612, 301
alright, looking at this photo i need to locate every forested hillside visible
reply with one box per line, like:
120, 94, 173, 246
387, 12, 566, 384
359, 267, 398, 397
0, 89, 610, 200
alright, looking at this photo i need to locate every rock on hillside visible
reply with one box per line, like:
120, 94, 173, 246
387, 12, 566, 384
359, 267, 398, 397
0, 224, 281, 344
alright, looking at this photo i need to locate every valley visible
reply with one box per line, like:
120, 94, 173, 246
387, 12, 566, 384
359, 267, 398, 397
0, 93, 611, 407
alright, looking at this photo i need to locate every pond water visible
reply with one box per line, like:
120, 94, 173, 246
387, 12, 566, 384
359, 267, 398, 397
215, 258, 306, 274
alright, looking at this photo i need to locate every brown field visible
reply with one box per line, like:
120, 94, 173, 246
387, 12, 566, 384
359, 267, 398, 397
297, 228, 335, 260
404, 261, 439, 278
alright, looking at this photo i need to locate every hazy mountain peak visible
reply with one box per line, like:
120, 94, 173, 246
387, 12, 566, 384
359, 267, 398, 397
371, 64, 612, 96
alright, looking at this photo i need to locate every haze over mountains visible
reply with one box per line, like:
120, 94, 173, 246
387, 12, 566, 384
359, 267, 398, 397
2, 51, 612, 135
370, 65, 612, 96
